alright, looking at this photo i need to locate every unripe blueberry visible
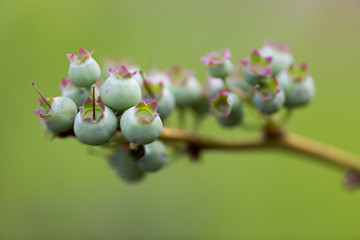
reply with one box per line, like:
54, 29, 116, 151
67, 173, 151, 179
67, 48, 101, 88
168, 66, 202, 108
253, 78, 285, 114
259, 40, 294, 75
157, 88, 176, 119
200, 49, 233, 79
34, 96, 77, 132
111, 145, 146, 182
102, 57, 144, 86
120, 101, 163, 145
206, 76, 226, 99
146, 70, 171, 89
142, 79, 175, 119
210, 91, 243, 127
225, 64, 252, 95
277, 62, 315, 108
137, 140, 168, 172
100, 66, 142, 113
191, 94, 211, 116
241, 49, 273, 86
59, 78, 89, 107
74, 97, 118, 146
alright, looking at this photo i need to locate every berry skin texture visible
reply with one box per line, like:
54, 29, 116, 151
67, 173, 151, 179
67, 49, 101, 88
259, 40, 294, 76
253, 78, 285, 114
74, 98, 118, 146
120, 101, 163, 145
211, 92, 243, 127
111, 145, 146, 182
100, 66, 142, 113
137, 140, 168, 172
34, 96, 77, 132
277, 63, 315, 108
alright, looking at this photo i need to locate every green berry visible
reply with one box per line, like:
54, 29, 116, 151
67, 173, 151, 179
241, 49, 273, 86
100, 66, 142, 112
67, 48, 101, 88
120, 101, 163, 145
200, 49, 233, 79
253, 78, 285, 114
277, 63, 315, 108
168, 66, 202, 108
59, 78, 89, 107
74, 97, 118, 146
137, 140, 167, 172
259, 40, 294, 75
111, 145, 146, 182
210, 91, 243, 127
34, 96, 77, 133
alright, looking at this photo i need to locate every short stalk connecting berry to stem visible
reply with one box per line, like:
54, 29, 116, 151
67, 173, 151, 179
31, 82, 51, 108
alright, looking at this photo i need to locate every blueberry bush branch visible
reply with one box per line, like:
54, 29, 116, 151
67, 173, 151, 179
32, 42, 360, 186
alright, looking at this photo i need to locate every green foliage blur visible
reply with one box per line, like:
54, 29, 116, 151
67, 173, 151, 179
1, 0, 360, 239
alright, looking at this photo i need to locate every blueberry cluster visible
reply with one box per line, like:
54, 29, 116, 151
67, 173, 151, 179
33, 41, 315, 183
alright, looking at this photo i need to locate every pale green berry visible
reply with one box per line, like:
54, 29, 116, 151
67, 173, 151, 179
34, 96, 77, 132
100, 66, 142, 112
259, 40, 294, 75
253, 78, 285, 114
111, 145, 146, 182
200, 49, 233, 79
210, 92, 243, 127
59, 78, 89, 107
67, 48, 101, 88
241, 49, 273, 86
277, 63, 315, 107
120, 101, 163, 145
168, 66, 202, 108
137, 141, 167, 172
74, 98, 118, 146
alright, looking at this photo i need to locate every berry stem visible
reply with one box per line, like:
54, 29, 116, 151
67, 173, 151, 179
31, 82, 51, 108
92, 85, 96, 120
140, 70, 155, 99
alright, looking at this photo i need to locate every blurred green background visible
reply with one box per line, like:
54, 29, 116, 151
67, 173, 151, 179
1, 0, 360, 239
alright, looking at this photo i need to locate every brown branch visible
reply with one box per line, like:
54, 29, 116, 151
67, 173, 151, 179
158, 127, 360, 173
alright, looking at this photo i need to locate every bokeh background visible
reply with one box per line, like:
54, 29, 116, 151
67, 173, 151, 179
1, 0, 360, 239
